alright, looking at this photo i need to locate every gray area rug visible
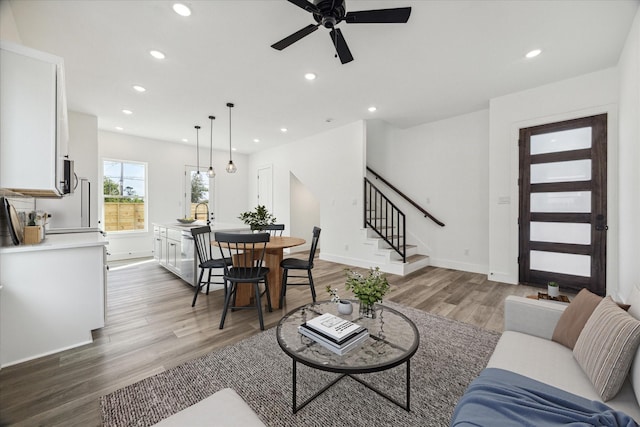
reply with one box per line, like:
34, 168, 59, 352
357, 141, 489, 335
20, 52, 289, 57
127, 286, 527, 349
101, 302, 500, 426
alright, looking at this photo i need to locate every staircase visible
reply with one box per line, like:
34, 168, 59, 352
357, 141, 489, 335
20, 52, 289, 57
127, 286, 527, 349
363, 167, 444, 276
362, 228, 431, 275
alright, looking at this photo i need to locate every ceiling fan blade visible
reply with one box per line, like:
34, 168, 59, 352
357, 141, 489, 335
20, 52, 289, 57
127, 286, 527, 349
329, 28, 353, 64
271, 24, 320, 50
287, 0, 320, 14
345, 7, 412, 24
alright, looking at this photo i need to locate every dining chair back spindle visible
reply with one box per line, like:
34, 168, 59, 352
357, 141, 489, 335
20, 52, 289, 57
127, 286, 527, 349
215, 232, 272, 330
190, 226, 232, 307
279, 226, 321, 307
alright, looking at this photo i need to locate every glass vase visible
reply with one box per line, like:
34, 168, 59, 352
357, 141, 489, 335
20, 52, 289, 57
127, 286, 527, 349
359, 301, 376, 319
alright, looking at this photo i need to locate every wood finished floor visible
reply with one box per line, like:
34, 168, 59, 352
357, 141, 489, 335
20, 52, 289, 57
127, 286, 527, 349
0, 255, 544, 426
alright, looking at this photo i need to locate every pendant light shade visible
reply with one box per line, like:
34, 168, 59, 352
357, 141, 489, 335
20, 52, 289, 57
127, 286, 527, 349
226, 102, 237, 174
194, 125, 201, 174
207, 115, 216, 178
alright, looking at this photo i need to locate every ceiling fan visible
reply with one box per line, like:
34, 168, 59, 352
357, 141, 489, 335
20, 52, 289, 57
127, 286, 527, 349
271, 0, 412, 64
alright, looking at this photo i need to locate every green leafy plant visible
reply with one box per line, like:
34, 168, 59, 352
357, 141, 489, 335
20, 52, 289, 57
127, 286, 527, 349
548, 281, 559, 287
344, 267, 390, 305
238, 205, 276, 231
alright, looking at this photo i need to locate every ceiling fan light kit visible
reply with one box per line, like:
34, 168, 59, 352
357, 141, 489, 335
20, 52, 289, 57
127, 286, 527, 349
271, 0, 411, 64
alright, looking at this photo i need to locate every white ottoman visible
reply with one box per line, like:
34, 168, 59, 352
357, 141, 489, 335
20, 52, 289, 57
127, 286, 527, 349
152, 388, 266, 427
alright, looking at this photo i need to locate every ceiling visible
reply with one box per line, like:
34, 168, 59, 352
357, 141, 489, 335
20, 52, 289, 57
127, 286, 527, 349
7, 0, 639, 154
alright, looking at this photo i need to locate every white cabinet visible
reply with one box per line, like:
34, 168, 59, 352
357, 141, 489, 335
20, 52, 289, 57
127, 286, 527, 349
0, 234, 107, 367
0, 41, 69, 197
166, 229, 182, 274
153, 226, 165, 263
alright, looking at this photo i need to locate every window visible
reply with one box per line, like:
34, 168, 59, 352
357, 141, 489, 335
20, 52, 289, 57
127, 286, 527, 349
185, 166, 214, 222
103, 159, 147, 232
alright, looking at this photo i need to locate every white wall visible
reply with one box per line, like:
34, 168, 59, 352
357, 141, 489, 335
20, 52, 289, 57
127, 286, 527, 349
0, 1, 21, 43
488, 68, 620, 293
366, 111, 491, 274
248, 121, 368, 265
99, 131, 249, 260
289, 172, 320, 252
36, 111, 99, 228
618, 8, 640, 300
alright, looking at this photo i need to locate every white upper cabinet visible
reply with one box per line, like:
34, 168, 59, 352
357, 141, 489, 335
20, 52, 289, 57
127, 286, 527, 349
0, 41, 69, 197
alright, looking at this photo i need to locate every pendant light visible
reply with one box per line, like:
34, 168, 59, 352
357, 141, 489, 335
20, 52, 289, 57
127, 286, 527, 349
225, 102, 237, 173
194, 125, 201, 174
207, 115, 216, 178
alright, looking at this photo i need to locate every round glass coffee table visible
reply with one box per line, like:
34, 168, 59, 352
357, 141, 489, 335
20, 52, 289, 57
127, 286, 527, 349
276, 300, 420, 413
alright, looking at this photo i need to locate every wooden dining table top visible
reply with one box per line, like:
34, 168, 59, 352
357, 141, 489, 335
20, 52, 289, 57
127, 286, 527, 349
212, 235, 306, 249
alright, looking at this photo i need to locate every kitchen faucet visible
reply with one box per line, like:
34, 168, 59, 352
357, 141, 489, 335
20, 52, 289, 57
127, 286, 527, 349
194, 203, 210, 225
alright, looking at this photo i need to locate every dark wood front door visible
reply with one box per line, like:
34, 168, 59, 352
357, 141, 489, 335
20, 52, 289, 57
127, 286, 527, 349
519, 114, 607, 295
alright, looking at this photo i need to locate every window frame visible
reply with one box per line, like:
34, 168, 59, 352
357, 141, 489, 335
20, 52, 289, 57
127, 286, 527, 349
101, 158, 149, 234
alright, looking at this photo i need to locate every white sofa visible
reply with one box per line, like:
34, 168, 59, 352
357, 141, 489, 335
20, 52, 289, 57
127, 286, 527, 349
152, 388, 265, 427
485, 295, 640, 421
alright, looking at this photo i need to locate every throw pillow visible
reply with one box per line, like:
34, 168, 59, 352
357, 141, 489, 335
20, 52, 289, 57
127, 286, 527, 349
573, 296, 640, 401
552, 288, 631, 349
552, 289, 601, 349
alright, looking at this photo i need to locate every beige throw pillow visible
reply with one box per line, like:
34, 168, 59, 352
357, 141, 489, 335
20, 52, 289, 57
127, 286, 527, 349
552, 289, 602, 349
552, 288, 631, 350
573, 296, 640, 401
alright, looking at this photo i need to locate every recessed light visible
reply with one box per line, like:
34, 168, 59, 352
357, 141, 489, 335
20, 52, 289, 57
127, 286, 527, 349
304, 72, 317, 80
182, 138, 188, 142
525, 49, 542, 59
115, 126, 124, 131
368, 106, 377, 113
280, 128, 288, 133
232, 148, 237, 152
149, 50, 165, 59
132, 85, 146, 92
122, 109, 133, 115
172, 3, 191, 17
253, 139, 260, 143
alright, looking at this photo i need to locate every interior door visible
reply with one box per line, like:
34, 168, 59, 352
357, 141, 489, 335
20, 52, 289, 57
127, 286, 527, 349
518, 114, 607, 295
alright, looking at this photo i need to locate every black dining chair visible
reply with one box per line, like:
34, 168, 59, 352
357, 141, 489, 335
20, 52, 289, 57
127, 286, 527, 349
190, 226, 232, 307
279, 226, 321, 307
215, 232, 272, 330
253, 223, 285, 236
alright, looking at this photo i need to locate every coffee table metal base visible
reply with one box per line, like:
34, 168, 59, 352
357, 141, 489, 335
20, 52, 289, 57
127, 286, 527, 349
291, 358, 411, 413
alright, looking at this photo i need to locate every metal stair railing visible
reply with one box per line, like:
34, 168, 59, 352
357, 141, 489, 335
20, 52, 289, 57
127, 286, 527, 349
364, 177, 406, 262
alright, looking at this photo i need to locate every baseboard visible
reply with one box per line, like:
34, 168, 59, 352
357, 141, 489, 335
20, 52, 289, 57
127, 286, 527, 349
107, 250, 153, 261
429, 258, 488, 275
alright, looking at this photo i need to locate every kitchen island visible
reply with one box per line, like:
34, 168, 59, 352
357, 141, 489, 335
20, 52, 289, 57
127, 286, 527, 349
152, 222, 249, 290
0, 231, 108, 367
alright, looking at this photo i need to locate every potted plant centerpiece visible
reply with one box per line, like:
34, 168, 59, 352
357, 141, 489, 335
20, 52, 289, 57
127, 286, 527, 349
238, 205, 276, 232
344, 267, 390, 318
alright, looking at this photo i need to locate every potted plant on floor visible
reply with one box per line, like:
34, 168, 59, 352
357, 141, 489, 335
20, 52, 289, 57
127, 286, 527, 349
345, 267, 390, 318
238, 205, 276, 231
547, 281, 560, 298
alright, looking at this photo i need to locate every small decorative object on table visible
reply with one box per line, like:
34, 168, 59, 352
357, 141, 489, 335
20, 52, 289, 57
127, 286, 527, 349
326, 286, 353, 315
345, 266, 390, 319
177, 217, 196, 224
238, 205, 276, 231
547, 281, 560, 298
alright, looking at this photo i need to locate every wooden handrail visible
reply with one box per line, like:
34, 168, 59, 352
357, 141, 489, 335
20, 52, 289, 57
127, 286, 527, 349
366, 166, 445, 227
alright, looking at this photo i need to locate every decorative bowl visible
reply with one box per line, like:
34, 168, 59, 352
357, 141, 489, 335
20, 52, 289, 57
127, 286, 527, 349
177, 218, 196, 224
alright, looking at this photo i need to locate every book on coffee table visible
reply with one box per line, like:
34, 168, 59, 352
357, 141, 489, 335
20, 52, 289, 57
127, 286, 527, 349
298, 325, 369, 355
303, 312, 366, 344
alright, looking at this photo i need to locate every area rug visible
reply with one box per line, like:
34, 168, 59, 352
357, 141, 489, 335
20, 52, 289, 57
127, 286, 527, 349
101, 302, 500, 426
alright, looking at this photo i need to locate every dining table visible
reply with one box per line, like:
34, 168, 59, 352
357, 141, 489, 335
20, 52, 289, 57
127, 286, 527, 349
213, 235, 306, 310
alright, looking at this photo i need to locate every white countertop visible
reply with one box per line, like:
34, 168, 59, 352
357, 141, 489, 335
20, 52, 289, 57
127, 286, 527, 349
155, 222, 250, 232
0, 231, 108, 254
